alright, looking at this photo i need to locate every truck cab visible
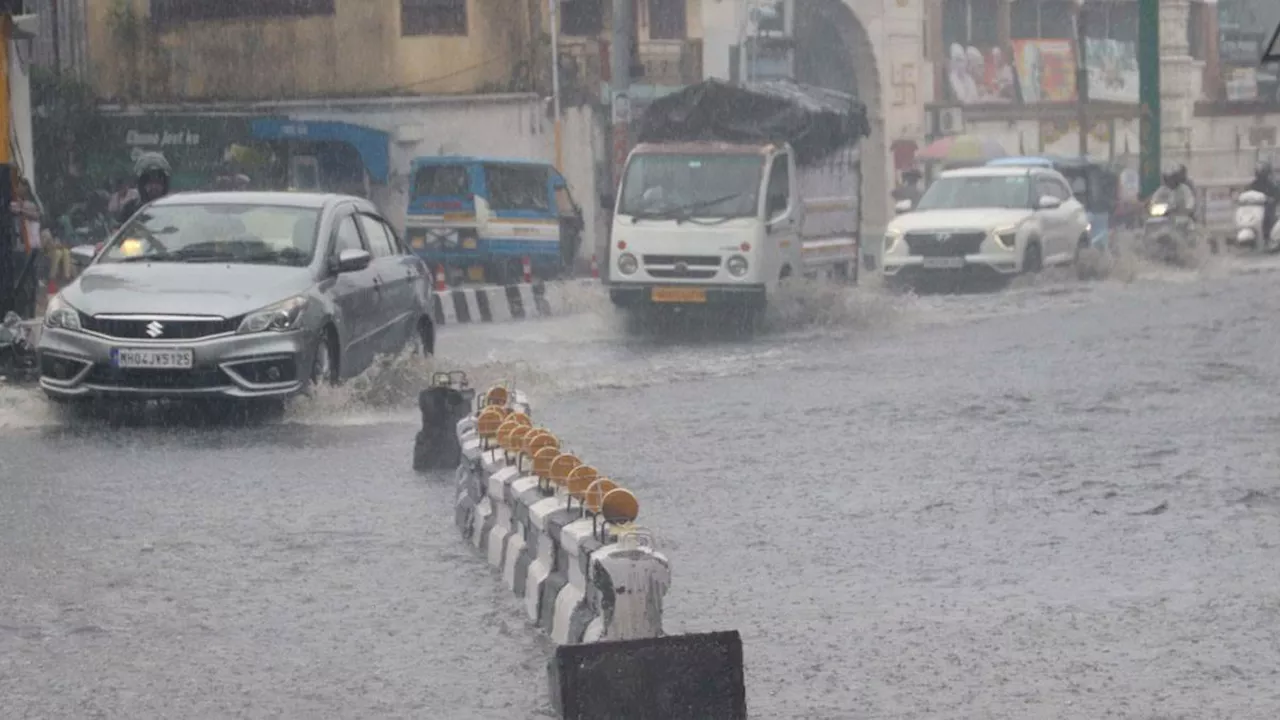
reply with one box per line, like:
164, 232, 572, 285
606, 142, 802, 315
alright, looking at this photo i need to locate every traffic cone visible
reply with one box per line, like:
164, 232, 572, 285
434, 264, 448, 292
590, 254, 599, 279
521, 256, 532, 284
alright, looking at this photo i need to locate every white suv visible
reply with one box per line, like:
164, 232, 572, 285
876, 166, 1089, 282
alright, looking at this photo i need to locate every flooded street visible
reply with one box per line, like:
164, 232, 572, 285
5, 255, 1280, 718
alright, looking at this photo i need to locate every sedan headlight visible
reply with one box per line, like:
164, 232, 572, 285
884, 230, 902, 253
617, 252, 638, 275
993, 227, 1018, 250
237, 296, 308, 334
44, 295, 82, 332
726, 254, 749, 277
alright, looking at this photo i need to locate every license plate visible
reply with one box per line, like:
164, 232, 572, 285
922, 257, 965, 269
111, 348, 195, 369
461, 236, 477, 250
651, 287, 707, 303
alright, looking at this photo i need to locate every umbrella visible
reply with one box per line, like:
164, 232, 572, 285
916, 134, 1008, 164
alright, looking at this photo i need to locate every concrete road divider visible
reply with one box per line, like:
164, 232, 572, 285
431, 282, 551, 325
453, 383, 671, 645
427, 379, 746, 719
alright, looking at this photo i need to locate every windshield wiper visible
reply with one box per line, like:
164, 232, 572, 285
629, 193, 748, 224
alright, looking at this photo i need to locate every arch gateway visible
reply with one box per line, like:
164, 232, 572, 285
699, 0, 929, 243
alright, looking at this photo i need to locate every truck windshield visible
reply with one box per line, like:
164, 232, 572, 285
915, 175, 1033, 211
618, 154, 763, 219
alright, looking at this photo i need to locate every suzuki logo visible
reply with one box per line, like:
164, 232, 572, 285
145, 321, 165, 338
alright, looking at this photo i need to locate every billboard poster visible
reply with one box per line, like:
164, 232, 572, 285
1012, 39, 1077, 104
1083, 37, 1139, 103
944, 43, 1018, 105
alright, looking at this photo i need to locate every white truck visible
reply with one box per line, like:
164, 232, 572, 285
604, 80, 868, 324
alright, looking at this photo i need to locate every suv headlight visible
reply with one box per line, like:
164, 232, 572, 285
726, 254, 749, 277
884, 230, 902, 253
617, 252, 638, 275
237, 296, 308, 334
44, 295, 82, 332
993, 227, 1018, 250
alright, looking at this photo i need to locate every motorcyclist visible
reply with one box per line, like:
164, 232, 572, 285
1152, 164, 1196, 217
1247, 160, 1279, 240
117, 152, 172, 224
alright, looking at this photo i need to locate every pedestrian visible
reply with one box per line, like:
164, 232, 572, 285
892, 168, 924, 208
9, 176, 43, 318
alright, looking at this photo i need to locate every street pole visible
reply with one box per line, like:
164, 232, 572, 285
0, 13, 13, 318
1138, 0, 1161, 197
549, 0, 563, 172
609, 0, 633, 189
1075, 6, 1089, 159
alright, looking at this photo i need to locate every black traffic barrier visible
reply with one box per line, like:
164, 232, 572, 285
547, 630, 747, 720
413, 371, 474, 471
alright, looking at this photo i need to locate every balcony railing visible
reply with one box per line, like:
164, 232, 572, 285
559, 38, 703, 95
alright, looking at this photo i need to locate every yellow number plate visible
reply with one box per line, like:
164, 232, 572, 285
651, 287, 707, 303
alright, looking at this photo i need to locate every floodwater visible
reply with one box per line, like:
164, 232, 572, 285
4, 249, 1280, 718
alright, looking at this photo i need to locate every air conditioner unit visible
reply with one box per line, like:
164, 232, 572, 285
933, 107, 965, 136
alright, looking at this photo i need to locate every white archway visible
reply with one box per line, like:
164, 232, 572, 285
793, 0, 889, 240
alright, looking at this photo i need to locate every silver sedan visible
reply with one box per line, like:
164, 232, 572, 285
38, 192, 435, 402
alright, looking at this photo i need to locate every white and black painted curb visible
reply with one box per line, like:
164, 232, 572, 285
431, 282, 551, 326
453, 392, 671, 645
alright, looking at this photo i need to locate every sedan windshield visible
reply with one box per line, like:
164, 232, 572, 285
618, 153, 763, 219
99, 204, 321, 266
915, 175, 1033, 211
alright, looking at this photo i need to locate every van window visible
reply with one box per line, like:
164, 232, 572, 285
766, 157, 790, 215
413, 165, 470, 199
485, 164, 551, 212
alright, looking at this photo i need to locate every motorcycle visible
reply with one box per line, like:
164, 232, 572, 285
1142, 199, 1199, 267
1233, 189, 1280, 253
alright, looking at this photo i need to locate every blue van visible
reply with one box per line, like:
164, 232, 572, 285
404, 156, 584, 284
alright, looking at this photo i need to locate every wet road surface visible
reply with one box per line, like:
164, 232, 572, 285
4, 254, 1280, 718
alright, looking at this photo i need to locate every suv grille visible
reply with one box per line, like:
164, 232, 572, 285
904, 231, 986, 257
81, 315, 240, 340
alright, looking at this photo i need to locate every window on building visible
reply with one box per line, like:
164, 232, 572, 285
1011, 0, 1075, 40
150, 0, 335, 27
561, 0, 604, 36
648, 0, 687, 40
1081, 1, 1138, 43
941, 0, 999, 49
402, 0, 467, 37
1187, 1, 1206, 60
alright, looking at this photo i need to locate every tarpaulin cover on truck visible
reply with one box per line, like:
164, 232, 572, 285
634, 79, 870, 167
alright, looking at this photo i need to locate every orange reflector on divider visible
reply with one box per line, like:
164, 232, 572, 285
601, 488, 639, 525
476, 407, 505, 438
504, 425, 531, 452
507, 411, 532, 427
485, 386, 510, 407
548, 453, 582, 487
565, 466, 599, 500
524, 430, 559, 455
584, 479, 619, 514
547, 631, 746, 720
496, 420, 521, 448
532, 446, 560, 477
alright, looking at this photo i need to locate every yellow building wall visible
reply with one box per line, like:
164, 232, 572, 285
87, 0, 536, 102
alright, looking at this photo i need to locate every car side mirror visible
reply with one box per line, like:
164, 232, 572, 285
894, 199, 913, 214
70, 245, 97, 266
333, 248, 372, 274
1037, 195, 1063, 210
